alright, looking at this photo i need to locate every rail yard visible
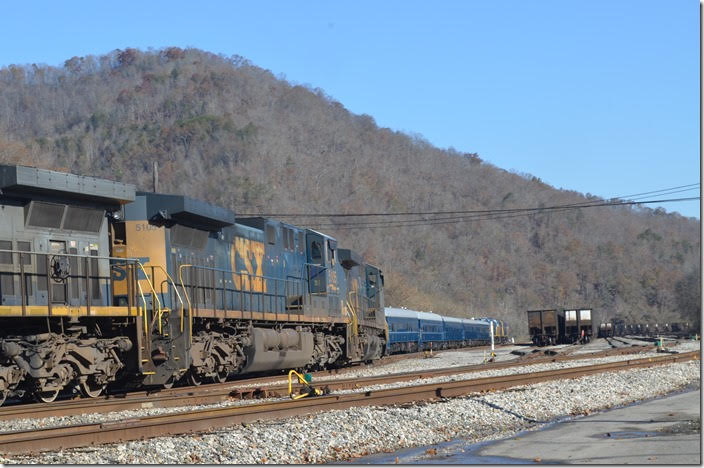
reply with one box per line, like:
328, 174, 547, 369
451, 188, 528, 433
0, 336, 698, 463
0, 164, 697, 463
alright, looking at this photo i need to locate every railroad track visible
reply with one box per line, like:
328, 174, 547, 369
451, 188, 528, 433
0, 344, 654, 421
0, 350, 696, 455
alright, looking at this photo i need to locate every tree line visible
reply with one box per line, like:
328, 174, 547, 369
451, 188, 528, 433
0, 47, 699, 335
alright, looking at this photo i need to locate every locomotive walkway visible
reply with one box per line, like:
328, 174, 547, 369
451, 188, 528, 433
0, 350, 696, 455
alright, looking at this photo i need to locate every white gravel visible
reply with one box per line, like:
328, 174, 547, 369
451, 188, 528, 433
0, 340, 697, 434
0, 342, 699, 464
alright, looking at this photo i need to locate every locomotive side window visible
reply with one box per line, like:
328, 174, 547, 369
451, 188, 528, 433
297, 233, 305, 253
287, 229, 294, 252
266, 225, 276, 245
310, 241, 322, 263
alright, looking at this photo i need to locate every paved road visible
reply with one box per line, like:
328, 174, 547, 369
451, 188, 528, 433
478, 389, 701, 464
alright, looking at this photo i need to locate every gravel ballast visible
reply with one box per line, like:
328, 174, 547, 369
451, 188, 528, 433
0, 353, 699, 464
0, 341, 697, 434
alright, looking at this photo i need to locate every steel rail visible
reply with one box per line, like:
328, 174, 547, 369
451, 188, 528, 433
0, 351, 696, 455
0, 345, 654, 421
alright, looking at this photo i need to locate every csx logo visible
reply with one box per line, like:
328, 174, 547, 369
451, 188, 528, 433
112, 257, 150, 280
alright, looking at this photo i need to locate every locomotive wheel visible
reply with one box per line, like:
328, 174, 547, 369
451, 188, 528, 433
214, 368, 228, 384
162, 378, 175, 389
80, 378, 106, 398
0, 379, 7, 406
187, 371, 202, 386
34, 388, 60, 403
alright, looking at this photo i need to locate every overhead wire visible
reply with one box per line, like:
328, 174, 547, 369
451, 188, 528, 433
302, 183, 700, 229
236, 183, 699, 219
303, 196, 700, 231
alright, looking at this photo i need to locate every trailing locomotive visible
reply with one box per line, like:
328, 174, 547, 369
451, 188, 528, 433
0, 165, 386, 403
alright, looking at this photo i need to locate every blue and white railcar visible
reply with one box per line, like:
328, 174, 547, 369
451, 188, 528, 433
462, 319, 491, 345
385, 307, 421, 354
418, 311, 444, 350
441, 315, 465, 348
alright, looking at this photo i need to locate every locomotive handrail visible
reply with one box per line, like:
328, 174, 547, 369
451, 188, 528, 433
344, 299, 359, 336
0, 248, 143, 315
150, 265, 185, 334
177, 263, 307, 312
0, 248, 141, 262
177, 264, 194, 344
133, 272, 150, 345
135, 261, 164, 335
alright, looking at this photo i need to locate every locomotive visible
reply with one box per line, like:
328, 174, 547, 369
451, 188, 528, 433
0, 164, 512, 407
0, 164, 386, 403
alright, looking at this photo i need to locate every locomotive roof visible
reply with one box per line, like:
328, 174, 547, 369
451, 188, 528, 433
136, 192, 235, 229
0, 164, 135, 205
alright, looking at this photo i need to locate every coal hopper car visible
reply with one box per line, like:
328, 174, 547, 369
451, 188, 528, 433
563, 308, 593, 344
527, 309, 564, 346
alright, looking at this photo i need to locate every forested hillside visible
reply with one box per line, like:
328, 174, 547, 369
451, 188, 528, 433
0, 47, 699, 334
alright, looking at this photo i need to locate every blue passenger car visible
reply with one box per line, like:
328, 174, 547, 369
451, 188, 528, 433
418, 311, 444, 350
385, 307, 421, 354
462, 319, 491, 345
441, 316, 465, 347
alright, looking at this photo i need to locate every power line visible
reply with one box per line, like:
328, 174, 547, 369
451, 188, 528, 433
236, 183, 699, 219
304, 197, 700, 231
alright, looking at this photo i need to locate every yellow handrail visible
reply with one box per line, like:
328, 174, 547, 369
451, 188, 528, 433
135, 261, 164, 334
178, 264, 194, 344
344, 299, 359, 336
134, 274, 149, 336
150, 264, 185, 333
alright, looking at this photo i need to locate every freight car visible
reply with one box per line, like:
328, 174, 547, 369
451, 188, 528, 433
563, 309, 592, 344
527, 309, 564, 346
0, 164, 387, 403
385, 307, 492, 354
597, 322, 613, 338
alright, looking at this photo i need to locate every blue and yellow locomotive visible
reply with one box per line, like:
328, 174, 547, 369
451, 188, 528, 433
0, 165, 387, 402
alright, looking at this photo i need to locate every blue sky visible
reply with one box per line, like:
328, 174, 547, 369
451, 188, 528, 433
0, 0, 699, 218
